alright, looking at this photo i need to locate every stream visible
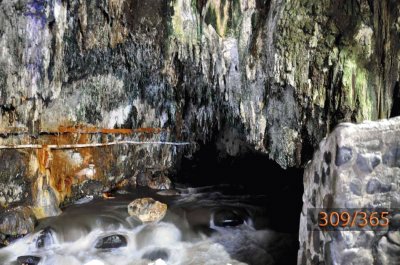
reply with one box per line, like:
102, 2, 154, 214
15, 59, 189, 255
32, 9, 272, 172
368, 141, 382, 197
0, 185, 298, 265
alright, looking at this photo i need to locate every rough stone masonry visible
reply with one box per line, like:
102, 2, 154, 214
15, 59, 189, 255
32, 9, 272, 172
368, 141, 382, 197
299, 116, 400, 264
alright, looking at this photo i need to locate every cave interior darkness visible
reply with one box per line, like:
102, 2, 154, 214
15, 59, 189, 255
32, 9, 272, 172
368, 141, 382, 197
175, 142, 305, 234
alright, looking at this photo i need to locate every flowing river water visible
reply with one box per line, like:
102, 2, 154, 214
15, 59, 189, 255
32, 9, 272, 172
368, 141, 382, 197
0, 185, 298, 265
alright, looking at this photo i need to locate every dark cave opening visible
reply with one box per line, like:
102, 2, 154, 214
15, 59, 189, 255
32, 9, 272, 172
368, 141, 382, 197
390, 81, 400, 118
171, 143, 304, 264
175, 143, 304, 234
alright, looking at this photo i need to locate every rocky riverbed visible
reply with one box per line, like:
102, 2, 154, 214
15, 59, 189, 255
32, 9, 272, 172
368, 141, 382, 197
0, 185, 298, 265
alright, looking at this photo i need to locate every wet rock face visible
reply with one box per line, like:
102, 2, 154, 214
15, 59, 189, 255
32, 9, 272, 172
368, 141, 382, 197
0, 0, 398, 166
0, 206, 37, 237
0, 0, 399, 215
0, 150, 31, 207
64, 180, 106, 205
299, 117, 400, 264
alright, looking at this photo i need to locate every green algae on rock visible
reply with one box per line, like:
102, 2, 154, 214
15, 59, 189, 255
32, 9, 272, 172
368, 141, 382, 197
0, 0, 399, 212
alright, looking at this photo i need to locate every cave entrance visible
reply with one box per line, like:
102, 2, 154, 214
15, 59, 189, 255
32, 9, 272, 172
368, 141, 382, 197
176, 144, 304, 233
0, 133, 304, 265
172, 143, 304, 264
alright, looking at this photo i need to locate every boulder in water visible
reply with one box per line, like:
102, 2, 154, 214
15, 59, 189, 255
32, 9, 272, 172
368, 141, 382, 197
148, 175, 172, 190
212, 209, 246, 227
128, 198, 167, 223
116, 178, 135, 189
17, 255, 41, 265
36, 227, 55, 248
0, 206, 37, 237
95, 234, 127, 249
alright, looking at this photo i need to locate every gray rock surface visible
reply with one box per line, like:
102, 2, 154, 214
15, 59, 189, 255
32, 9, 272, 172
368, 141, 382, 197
298, 116, 400, 264
17, 255, 41, 265
0, 206, 36, 236
94, 234, 128, 249
0, 0, 399, 218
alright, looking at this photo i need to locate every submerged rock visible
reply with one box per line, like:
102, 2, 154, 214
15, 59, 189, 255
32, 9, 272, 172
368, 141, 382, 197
128, 198, 167, 223
36, 227, 55, 249
212, 209, 246, 228
142, 248, 169, 261
95, 234, 127, 249
17, 256, 41, 265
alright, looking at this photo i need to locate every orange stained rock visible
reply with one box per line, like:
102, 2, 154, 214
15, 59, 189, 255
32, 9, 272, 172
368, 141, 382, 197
46, 135, 121, 200
56, 125, 164, 135
37, 146, 51, 174
0, 125, 166, 136
116, 178, 131, 188
102, 192, 115, 199
3, 124, 176, 204
36, 133, 92, 200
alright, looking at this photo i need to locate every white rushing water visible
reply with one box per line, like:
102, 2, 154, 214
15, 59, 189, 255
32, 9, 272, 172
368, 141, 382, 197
0, 186, 298, 265
0, 222, 247, 265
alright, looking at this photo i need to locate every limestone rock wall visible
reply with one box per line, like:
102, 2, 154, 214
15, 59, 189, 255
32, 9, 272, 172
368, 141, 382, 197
299, 117, 400, 264
0, 0, 399, 213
